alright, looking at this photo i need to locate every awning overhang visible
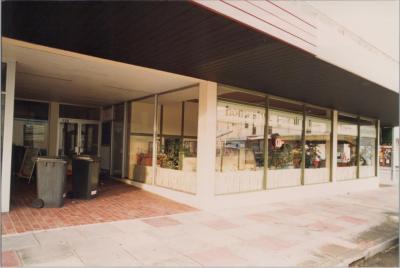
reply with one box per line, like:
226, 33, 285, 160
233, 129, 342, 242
2, 1, 398, 126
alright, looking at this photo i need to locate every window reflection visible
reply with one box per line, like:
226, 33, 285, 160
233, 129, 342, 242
304, 108, 331, 184
268, 110, 302, 170
337, 114, 358, 180
129, 97, 155, 183
216, 102, 265, 172
359, 119, 376, 178
155, 87, 199, 194
215, 87, 266, 194
267, 100, 303, 188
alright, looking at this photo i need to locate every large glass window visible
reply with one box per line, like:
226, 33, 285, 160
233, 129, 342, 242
304, 107, 331, 184
128, 97, 155, 183
2, 62, 6, 92
337, 114, 358, 180
13, 100, 49, 155
268, 99, 303, 188
111, 103, 124, 177
155, 87, 198, 194
216, 87, 266, 194
359, 118, 376, 178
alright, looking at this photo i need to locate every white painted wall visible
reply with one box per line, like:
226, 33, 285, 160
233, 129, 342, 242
1, 61, 16, 212
194, 0, 399, 92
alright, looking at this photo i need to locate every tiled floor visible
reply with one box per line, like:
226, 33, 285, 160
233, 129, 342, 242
1, 185, 398, 267
1, 178, 195, 235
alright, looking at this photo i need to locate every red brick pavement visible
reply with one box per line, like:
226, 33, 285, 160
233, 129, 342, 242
1, 250, 21, 267
1, 178, 195, 235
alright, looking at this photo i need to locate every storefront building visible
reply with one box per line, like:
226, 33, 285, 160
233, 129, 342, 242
1, 1, 398, 211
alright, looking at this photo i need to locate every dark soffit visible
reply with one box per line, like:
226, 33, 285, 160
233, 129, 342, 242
2, 1, 398, 126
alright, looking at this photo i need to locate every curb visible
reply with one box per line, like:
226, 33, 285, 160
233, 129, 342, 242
339, 236, 399, 267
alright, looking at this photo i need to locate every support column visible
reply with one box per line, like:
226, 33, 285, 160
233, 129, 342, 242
331, 110, 338, 182
389, 125, 397, 181
151, 95, 158, 185
122, 102, 128, 178
1, 61, 16, 212
48, 102, 59, 156
262, 96, 269, 190
300, 105, 306, 185
376, 120, 380, 178
356, 116, 361, 178
196, 81, 217, 204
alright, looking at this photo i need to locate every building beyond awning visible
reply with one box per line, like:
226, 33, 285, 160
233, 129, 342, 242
2, 1, 398, 126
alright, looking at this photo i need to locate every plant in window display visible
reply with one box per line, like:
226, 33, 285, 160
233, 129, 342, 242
268, 134, 294, 169
160, 138, 181, 170
292, 146, 302, 168
305, 142, 322, 168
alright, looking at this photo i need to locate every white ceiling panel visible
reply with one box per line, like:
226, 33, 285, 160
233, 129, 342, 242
2, 38, 200, 106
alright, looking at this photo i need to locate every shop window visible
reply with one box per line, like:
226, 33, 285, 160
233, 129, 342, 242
267, 99, 303, 188
337, 114, 358, 180
13, 100, 49, 155
155, 87, 198, 194
359, 118, 376, 177
215, 87, 266, 194
2, 62, 6, 92
128, 97, 155, 183
304, 107, 331, 184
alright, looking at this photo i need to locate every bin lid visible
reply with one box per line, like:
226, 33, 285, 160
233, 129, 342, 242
74, 156, 94, 162
36, 157, 67, 163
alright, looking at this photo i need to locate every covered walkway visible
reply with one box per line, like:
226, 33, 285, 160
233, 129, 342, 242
1, 179, 195, 235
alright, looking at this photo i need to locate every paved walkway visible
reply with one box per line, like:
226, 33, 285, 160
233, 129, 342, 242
2, 185, 398, 267
2, 179, 194, 234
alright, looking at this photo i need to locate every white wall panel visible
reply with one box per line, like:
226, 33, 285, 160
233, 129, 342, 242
194, 0, 398, 92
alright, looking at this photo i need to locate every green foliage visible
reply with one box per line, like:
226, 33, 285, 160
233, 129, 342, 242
160, 138, 181, 170
269, 143, 294, 169
305, 143, 320, 168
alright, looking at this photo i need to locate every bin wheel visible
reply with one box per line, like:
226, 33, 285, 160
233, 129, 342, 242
66, 191, 74, 199
32, 198, 44, 208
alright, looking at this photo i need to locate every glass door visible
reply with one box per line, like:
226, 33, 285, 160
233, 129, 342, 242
58, 119, 100, 159
80, 123, 99, 156
59, 122, 79, 159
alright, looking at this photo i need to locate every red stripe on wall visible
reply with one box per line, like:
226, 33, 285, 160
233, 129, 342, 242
220, 0, 316, 47
246, 0, 316, 37
266, 0, 317, 29
190, 0, 316, 56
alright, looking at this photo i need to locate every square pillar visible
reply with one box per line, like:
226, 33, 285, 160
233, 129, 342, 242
196, 81, 217, 203
331, 110, 338, 182
376, 120, 380, 178
48, 102, 59, 156
391, 126, 399, 180
122, 102, 129, 178
1, 61, 16, 212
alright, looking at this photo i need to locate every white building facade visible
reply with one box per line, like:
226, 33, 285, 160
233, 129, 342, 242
1, 1, 398, 212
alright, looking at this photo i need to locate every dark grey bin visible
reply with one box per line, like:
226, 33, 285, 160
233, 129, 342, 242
36, 157, 67, 208
72, 156, 100, 199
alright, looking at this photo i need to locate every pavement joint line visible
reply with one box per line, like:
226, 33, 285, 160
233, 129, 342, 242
338, 235, 399, 267
1, 209, 203, 238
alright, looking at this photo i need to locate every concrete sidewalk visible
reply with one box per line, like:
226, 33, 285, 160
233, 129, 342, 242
2, 185, 398, 267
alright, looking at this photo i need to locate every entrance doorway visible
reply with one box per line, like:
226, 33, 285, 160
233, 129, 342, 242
58, 118, 100, 160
